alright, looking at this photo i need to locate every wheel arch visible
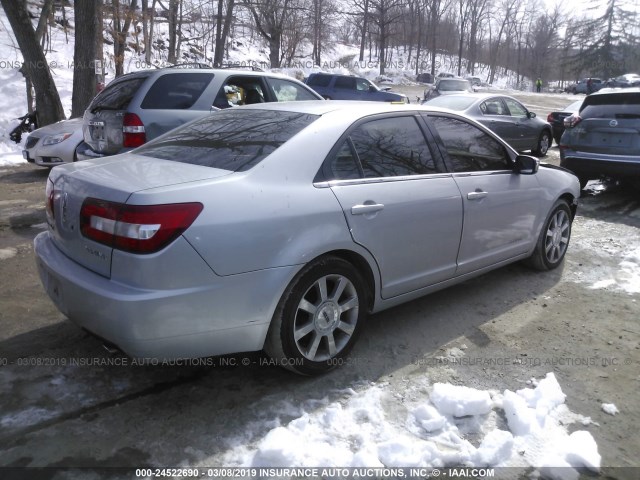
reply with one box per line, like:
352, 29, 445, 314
558, 192, 578, 219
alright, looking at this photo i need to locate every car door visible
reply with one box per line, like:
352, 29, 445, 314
333, 76, 359, 100
477, 98, 519, 147
324, 114, 463, 299
503, 98, 539, 150
425, 114, 543, 275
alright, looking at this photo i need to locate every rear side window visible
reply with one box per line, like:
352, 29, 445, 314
350, 116, 436, 177
580, 93, 640, 120
428, 116, 510, 172
141, 73, 214, 109
135, 110, 318, 171
88, 74, 150, 112
335, 77, 356, 90
307, 75, 331, 87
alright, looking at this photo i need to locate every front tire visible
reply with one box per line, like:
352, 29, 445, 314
525, 200, 572, 271
533, 130, 551, 157
264, 256, 368, 375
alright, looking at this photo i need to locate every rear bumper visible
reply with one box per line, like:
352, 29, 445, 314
75, 141, 109, 161
34, 231, 297, 360
560, 149, 640, 179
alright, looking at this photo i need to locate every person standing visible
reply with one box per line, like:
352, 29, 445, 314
536, 78, 542, 93
586, 77, 593, 95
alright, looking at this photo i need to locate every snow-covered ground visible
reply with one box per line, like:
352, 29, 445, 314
177, 372, 602, 478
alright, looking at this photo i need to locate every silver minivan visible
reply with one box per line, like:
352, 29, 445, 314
77, 67, 323, 159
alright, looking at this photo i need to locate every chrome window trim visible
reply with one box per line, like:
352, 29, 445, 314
313, 172, 454, 188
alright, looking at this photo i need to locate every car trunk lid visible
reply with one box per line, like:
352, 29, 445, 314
47, 154, 231, 278
83, 72, 151, 155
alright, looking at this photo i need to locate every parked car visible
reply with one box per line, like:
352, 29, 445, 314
436, 72, 457, 78
465, 76, 482, 87
547, 99, 583, 145
416, 72, 434, 84
23, 118, 84, 167
305, 73, 409, 103
35, 101, 579, 375
566, 78, 603, 94
77, 67, 323, 160
560, 88, 640, 189
605, 74, 640, 88
424, 93, 553, 156
422, 78, 473, 102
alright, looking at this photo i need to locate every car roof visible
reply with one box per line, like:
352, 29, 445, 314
233, 100, 453, 117
590, 86, 640, 96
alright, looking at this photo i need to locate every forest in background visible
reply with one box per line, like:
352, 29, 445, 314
1, 0, 639, 126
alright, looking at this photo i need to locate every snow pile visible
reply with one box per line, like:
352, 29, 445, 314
601, 403, 619, 415
214, 373, 599, 475
569, 217, 640, 294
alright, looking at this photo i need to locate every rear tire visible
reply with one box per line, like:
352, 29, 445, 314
264, 256, 368, 375
533, 130, 551, 157
524, 200, 572, 271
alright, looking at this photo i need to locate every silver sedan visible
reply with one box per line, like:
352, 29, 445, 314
34, 102, 580, 375
424, 93, 554, 157
23, 118, 84, 167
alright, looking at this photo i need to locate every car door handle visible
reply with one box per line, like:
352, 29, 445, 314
467, 191, 488, 200
351, 203, 385, 215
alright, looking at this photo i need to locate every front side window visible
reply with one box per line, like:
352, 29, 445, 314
356, 78, 372, 91
428, 116, 511, 173
350, 116, 437, 178
135, 110, 318, 171
504, 98, 528, 117
267, 78, 319, 102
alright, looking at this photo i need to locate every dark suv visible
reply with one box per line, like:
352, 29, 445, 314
305, 73, 408, 103
77, 67, 323, 159
560, 88, 640, 189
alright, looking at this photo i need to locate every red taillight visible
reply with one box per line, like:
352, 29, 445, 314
547, 113, 554, 123
564, 114, 582, 129
122, 113, 146, 148
80, 198, 203, 254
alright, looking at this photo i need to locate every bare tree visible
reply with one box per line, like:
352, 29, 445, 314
1, 0, 65, 126
425, 0, 451, 75
111, 0, 139, 76
369, 0, 406, 74
214, 0, 236, 66
245, 0, 293, 68
72, 0, 102, 117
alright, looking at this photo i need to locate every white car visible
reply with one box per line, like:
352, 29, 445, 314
23, 118, 84, 167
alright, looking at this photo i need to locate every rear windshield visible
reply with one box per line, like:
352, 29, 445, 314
88, 73, 151, 112
426, 96, 476, 110
135, 109, 318, 171
580, 93, 640, 119
437, 80, 472, 92
141, 73, 214, 109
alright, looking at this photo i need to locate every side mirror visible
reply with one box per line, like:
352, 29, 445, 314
515, 155, 539, 175
527, 111, 537, 119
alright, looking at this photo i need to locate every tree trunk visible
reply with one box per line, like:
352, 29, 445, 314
1, 0, 65, 126
72, 0, 98, 117
214, 0, 235, 67
167, 0, 179, 63
113, 0, 138, 76
359, 0, 369, 62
